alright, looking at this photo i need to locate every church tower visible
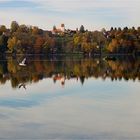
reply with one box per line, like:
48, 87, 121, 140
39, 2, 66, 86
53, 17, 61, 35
61, 24, 65, 32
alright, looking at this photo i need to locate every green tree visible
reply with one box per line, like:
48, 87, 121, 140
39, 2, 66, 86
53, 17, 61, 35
79, 25, 85, 33
0, 35, 8, 53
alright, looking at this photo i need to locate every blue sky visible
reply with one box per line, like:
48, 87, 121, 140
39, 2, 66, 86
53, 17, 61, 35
0, 0, 140, 30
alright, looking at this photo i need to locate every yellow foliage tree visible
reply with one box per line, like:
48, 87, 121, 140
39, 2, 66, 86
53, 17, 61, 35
7, 37, 17, 52
107, 39, 119, 52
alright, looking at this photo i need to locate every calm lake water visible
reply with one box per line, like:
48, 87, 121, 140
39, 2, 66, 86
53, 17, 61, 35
0, 56, 140, 139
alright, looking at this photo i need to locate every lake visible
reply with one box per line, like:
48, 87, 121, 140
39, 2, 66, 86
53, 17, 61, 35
0, 56, 140, 139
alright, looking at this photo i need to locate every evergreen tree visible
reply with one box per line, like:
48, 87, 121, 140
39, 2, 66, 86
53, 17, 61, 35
79, 25, 85, 33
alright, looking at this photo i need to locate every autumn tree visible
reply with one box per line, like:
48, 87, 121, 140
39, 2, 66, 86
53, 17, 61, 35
0, 25, 7, 35
107, 39, 120, 53
32, 26, 39, 35
34, 36, 45, 54
17, 24, 29, 33
7, 37, 17, 53
43, 35, 55, 54
32, 26, 43, 35
11, 21, 19, 33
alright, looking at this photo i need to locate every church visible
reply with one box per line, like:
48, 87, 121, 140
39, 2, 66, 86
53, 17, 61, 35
52, 24, 65, 35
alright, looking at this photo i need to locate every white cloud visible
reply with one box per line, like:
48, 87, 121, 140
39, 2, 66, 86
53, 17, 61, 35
0, 0, 140, 30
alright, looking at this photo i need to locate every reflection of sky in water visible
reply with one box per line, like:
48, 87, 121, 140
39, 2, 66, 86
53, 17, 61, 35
0, 78, 140, 139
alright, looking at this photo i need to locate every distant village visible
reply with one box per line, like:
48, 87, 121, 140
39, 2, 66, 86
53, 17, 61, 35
51, 24, 77, 36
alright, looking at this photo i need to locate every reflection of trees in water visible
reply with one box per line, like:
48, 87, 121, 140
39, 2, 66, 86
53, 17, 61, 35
0, 56, 139, 88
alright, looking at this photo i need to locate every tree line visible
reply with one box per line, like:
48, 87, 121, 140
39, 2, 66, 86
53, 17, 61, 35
0, 21, 140, 55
